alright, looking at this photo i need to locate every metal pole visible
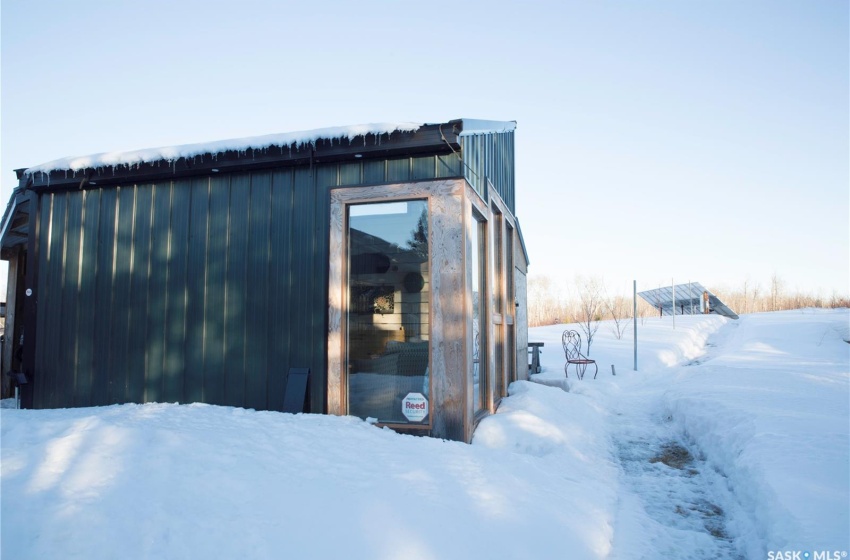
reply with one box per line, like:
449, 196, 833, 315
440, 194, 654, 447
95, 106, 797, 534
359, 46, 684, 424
633, 280, 638, 371
672, 278, 676, 330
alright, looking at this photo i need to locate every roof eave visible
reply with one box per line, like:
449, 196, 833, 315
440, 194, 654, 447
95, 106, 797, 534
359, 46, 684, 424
24, 122, 462, 191
0, 184, 32, 258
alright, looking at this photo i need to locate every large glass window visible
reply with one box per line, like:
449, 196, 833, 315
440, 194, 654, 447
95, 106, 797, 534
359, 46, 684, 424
492, 211, 503, 315
492, 208, 505, 399
472, 210, 487, 415
346, 200, 430, 425
505, 223, 516, 385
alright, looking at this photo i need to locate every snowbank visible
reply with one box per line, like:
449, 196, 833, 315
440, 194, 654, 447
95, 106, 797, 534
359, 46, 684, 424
2, 310, 847, 559
663, 310, 850, 552
2, 388, 612, 559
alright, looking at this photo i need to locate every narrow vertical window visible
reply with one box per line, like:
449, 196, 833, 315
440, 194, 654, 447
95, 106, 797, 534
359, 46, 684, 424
471, 210, 487, 415
492, 211, 503, 316
505, 223, 516, 385
492, 208, 505, 399
346, 200, 430, 425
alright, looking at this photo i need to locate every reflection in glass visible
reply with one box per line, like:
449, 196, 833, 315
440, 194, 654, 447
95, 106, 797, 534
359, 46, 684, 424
347, 200, 430, 424
506, 224, 516, 384
472, 212, 487, 415
492, 210, 505, 399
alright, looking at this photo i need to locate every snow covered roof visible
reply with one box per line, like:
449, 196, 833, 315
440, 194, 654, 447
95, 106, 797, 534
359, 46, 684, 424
457, 119, 516, 136
23, 118, 517, 177
25, 122, 424, 176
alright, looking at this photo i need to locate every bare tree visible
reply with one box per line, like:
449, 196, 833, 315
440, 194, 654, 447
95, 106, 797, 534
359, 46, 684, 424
750, 283, 762, 313
527, 274, 552, 327
528, 274, 563, 327
830, 290, 850, 309
605, 292, 632, 340
528, 275, 577, 326
711, 277, 849, 315
575, 276, 603, 355
770, 273, 783, 312
637, 298, 655, 325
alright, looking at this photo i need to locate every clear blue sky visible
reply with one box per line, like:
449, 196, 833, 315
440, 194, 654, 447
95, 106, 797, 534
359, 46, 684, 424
2, 0, 847, 297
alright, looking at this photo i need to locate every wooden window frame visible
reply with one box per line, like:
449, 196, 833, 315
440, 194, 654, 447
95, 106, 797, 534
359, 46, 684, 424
328, 179, 468, 440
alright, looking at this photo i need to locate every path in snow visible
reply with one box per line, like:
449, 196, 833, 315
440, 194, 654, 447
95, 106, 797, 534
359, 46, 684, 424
606, 322, 750, 559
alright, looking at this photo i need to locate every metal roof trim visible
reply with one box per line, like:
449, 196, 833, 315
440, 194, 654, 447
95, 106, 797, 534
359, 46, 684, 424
458, 119, 517, 136
21, 122, 464, 191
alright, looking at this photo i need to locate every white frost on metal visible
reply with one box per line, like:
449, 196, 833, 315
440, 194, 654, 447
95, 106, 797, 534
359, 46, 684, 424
25, 122, 423, 175
459, 119, 516, 136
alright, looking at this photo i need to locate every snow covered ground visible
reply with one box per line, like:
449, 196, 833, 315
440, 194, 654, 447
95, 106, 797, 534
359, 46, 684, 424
2, 309, 848, 559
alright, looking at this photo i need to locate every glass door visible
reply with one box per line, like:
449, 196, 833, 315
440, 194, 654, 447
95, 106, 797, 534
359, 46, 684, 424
346, 199, 430, 425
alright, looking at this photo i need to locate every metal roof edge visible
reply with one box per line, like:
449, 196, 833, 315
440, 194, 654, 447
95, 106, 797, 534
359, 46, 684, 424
0, 182, 29, 255
22, 121, 464, 191
458, 119, 517, 136
0, 193, 19, 249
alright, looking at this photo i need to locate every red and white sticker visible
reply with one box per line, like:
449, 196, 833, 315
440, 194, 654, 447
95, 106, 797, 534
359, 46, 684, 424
401, 392, 429, 422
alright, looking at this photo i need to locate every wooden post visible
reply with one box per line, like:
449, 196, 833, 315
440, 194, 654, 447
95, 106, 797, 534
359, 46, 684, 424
633, 280, 637, 372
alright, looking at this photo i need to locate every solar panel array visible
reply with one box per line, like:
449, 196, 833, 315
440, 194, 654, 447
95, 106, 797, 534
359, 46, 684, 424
637, 282, 739, 320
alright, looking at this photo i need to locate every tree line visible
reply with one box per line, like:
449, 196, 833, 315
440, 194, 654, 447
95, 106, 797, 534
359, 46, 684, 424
528, 274, 850, 330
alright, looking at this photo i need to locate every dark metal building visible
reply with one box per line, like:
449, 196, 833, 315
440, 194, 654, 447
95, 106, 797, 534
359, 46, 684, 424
1, 119, 527, 442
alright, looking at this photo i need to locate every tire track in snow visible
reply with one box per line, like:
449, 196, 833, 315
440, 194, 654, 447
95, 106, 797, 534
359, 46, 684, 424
608, 322, 749, 559
611, 405, 746, 559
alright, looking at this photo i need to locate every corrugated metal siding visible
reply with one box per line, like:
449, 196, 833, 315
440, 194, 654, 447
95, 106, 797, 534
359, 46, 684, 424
266, 169, 294, 411
92, 188, 117, 406
127, 184, 153, 404
460, 131, 515, 213
34, 193, 55, 407
204, 177, 228, 405
146, 183, 170, 403
32, 153, 464, 412
76, 190, 100, 404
